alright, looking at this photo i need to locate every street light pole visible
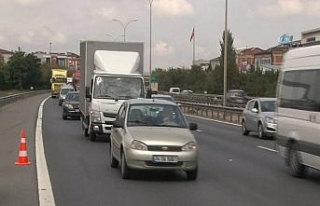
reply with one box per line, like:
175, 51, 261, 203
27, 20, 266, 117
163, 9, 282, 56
223, 0, 228, 106
149, 0, 154, 89
49, 42, 52, 54
112, 19, 138, 41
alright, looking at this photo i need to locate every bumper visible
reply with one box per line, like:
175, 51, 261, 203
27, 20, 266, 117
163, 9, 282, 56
66, 111, 80, 117
91, 122, 113, 135
124, 148, 198, 171
265, 123, 276, 136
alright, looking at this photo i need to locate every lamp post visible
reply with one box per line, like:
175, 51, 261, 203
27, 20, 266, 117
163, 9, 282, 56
49, 42, 52, 54
223, 0, 228, 106
112, 19, 138, 42
149, 0, 154, 88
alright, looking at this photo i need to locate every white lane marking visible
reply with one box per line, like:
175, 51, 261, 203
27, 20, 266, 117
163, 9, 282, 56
257, 146, 278, 153
36, 96, 56, 206
196, 129, 202, 132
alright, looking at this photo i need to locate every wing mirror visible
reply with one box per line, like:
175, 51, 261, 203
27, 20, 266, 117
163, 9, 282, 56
251, 108, 258, 113
113, 120, 123, 128
189, 123, 198, 131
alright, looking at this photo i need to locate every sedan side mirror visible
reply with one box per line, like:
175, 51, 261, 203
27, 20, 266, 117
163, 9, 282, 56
113, 120, 123, 128
189, 123, 198, 131
251, 108, 258, 113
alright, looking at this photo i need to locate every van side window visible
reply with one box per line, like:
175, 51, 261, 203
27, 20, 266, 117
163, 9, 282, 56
279, 69, 320, 111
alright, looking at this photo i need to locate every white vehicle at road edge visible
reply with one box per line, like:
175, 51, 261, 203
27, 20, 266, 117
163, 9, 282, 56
276, 45, 320, 177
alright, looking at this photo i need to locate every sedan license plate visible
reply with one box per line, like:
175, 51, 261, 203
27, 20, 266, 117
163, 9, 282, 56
152, 155, 178, 163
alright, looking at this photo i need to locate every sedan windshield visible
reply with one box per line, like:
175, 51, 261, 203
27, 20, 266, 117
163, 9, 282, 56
127, 104, 188, 128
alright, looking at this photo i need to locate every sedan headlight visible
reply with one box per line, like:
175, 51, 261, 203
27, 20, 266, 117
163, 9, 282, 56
182, 141, 197, 151
90, 109, 102, 123
265, 117, 276, 124
65, 103, 73, 109
131, 140, 148, 150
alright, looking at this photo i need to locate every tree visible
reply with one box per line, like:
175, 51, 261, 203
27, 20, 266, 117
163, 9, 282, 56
209, 30, 239, 94
6, 51, 43, 90
0, 55, 8, 90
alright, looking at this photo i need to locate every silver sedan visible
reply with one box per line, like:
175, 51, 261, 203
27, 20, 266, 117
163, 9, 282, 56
241, 98, 277, 139
110, 99, 198, 180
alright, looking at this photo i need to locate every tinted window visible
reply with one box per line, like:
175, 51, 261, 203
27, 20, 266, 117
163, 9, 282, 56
260, 100, 276, 112
279, 69, 320, 111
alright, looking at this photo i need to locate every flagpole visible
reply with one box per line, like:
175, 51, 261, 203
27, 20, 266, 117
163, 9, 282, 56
193, 26, 195, 66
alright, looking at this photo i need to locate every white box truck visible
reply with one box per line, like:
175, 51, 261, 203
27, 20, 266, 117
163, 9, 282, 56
80, 40, 145, 141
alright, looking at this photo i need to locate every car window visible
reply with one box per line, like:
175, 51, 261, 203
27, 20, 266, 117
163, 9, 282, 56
127, 104, 187, 128
247, 101, 255, 110
61, 88, 74, 95
253, 101, 259, 111
260, 100, 276, 112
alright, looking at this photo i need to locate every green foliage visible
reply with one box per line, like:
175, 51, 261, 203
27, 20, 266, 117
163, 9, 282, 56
152, 29, 279, 97
2, 50, 46, 90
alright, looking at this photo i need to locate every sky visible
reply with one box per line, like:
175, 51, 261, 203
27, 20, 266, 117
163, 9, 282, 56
0, 0, 319, 75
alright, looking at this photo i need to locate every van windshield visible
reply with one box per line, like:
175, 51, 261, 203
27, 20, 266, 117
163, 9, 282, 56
93, 76, 144, 100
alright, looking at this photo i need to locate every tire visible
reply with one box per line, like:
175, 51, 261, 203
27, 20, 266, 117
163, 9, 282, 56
62, 112, 67, 120
241, 120, 249, 136
186, 167, 198, 180
121, 152, 131, 179
90, 130, 96, 141
288, 144, 305, 178
84, 128, 89, 137
110, 142, 119, 168
257, 123, 265, 139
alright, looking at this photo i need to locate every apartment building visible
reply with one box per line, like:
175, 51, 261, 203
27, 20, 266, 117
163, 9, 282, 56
0, 49, 13, 64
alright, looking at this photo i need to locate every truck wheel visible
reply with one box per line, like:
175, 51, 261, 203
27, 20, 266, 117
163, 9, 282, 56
288, 144, 305, 178
84, 128, 89, 137
90, 130, 96, 141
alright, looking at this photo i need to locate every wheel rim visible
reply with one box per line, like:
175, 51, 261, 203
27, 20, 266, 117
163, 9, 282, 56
290, 150, 299, 171
258, 125, 263, 138
242, 123, 246, 133
121, 154, 125, 175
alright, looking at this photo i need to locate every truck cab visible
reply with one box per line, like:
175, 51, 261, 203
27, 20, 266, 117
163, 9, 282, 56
79, 41, 145, 141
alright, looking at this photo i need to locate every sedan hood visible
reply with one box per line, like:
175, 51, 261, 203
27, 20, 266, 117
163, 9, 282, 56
128, 127, 196, 146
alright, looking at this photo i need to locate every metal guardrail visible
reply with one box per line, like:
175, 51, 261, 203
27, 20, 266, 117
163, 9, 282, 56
179, 102, 243, 124
0, 90, 50, 108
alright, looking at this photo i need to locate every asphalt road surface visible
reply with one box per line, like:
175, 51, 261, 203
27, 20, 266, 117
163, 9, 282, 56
42, 97, 320, 206
2, 95, 320, 206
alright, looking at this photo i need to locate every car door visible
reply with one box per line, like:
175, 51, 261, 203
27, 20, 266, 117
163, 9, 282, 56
250, 100, 261, 132
111, 103, 127, 160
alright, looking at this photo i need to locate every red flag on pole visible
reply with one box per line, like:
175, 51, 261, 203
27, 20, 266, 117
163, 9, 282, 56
190, 27, 194, 42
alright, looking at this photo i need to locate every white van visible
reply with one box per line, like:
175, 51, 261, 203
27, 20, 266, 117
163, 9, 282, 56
276, 45, 320, 177
169, 87, 180, 94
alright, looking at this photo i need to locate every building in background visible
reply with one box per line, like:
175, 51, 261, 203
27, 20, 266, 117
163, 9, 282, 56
32, 51, 80, 71
301, 27, 320, 46
0, 49, 14, 64
236, 47, 264, 72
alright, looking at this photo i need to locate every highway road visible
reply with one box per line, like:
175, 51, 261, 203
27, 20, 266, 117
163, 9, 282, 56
2, 95, 320, 206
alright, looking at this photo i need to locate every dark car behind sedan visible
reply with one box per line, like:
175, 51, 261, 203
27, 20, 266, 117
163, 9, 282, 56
62, 91, 80, 120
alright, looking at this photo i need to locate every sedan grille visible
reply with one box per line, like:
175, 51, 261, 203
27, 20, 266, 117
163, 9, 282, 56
146, 161, 183, 167
148, 146, 182, 152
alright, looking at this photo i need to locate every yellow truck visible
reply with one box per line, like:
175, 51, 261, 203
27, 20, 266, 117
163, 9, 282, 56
51, 69, 68, 98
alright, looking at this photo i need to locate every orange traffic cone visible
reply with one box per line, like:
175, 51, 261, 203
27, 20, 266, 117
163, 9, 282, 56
15, 128, 31, 165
